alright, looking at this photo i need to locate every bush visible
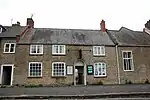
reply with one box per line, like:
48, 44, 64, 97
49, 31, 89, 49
144, 79, 150, 84
38, 84, 43, 87
98, 81, 103, 85
128, 80, 132, 84
0, 85, 6, 88
25, 84, 43, 88
125, 80, 132, 84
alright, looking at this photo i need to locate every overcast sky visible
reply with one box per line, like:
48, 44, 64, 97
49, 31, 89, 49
0, 0, 150, 31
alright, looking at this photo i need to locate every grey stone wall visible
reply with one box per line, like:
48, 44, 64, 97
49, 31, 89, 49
118, 47, 150, 84
14, 44, 118, 85
0, 38, 16, 65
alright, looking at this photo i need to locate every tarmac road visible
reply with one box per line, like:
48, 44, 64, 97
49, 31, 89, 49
3, 98, 150, 100
0, 84, 150, 99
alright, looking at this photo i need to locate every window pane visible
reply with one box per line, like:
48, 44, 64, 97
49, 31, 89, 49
11, 44, 15, 47
37, 48, 40, 53
56, 45, 58, 53
31, 45, 42, 54
93, 46, 105, 55
53, 45, 65, 54
10, 47, 14, 52
5, 44, 10, 52
10, 44, 15, 52
97, 47, 100, 55
95, 47, 97, 54
95, 68, 98, 75
124, 59, 127, 70
60, 45, 63, 53
128, 52, 131, 58
52, 62, 65, 76
101, 46, 105, 55
37, 45, 42, 53
94, 62, 106, 76
123, 51, 133, 71
123, 52, 128, 58
29, 62, 42, 77
128, 59, 132, 70
31, 45, 36, 53
98, 67, 101, 75
39, 45, 43, 53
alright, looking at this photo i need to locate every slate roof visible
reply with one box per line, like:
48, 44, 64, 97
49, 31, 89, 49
108, 27, 150, 46
0, 25, 25, 38
18, 28, 115, 45
1, 24, 150, 46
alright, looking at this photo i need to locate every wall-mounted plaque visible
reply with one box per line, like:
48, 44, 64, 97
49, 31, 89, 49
87, 65, 93, 75
67, 65, 73, 75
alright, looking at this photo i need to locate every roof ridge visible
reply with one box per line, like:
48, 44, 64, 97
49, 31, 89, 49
35, 28, 100, 31
119, 26, 134, 32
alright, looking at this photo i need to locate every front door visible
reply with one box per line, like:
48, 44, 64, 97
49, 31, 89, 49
0, 65, 13, 85
75, 66, 84, 84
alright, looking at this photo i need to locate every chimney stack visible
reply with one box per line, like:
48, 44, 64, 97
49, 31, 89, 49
144, 20, 150, 34
145, 20, 150, 29
12, 21, 20, 26
27, 18, 34, 28
100, 19, 106, 32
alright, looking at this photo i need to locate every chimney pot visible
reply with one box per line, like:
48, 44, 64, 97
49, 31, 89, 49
100, 19, 106, 32
12, 21, 20, 26
17, 21, 20, 25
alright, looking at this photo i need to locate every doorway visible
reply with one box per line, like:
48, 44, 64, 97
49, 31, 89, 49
75, 66, 84, 84
0, 65, 13, 85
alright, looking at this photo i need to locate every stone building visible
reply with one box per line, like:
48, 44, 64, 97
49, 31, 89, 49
0, 18, 150, 86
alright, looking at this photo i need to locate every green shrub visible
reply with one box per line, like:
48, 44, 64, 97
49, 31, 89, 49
38, 84, 43, 87
144, 79, 150, 84
128, 80, 132, 84
25, 84, 43, 88
98, 81, 103, 85
125, 80, 132, 84
0, 85, 6, 88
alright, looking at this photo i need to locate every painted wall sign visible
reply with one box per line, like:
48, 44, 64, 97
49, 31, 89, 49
87, 65, 93, 75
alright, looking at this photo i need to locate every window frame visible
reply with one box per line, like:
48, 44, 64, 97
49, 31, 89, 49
30, 45, 43, 55
28, 62, 43, 77
52, 45, 66, 55
94, 62, 107, 77
0, 27, 2, 33
122, 50, 134, 71
52, 62, 66, 77
3, 43, 16, 53
93, 46, 105, 56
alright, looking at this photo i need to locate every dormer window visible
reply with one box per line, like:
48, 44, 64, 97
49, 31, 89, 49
0, 27, 2, 33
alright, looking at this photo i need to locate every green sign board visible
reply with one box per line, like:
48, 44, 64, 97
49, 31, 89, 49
87, 65, 93, 75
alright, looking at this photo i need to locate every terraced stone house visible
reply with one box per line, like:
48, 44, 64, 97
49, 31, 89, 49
0, 18, 150, 86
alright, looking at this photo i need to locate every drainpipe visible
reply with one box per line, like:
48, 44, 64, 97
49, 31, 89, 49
84, 63, 87, 85
116, 45, 121, 84
73, 65, 76, 86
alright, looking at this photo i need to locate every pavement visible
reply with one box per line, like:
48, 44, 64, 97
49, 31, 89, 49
0, 84, 150, 99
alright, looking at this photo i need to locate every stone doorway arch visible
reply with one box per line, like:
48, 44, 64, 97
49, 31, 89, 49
73, 60, 87, 86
